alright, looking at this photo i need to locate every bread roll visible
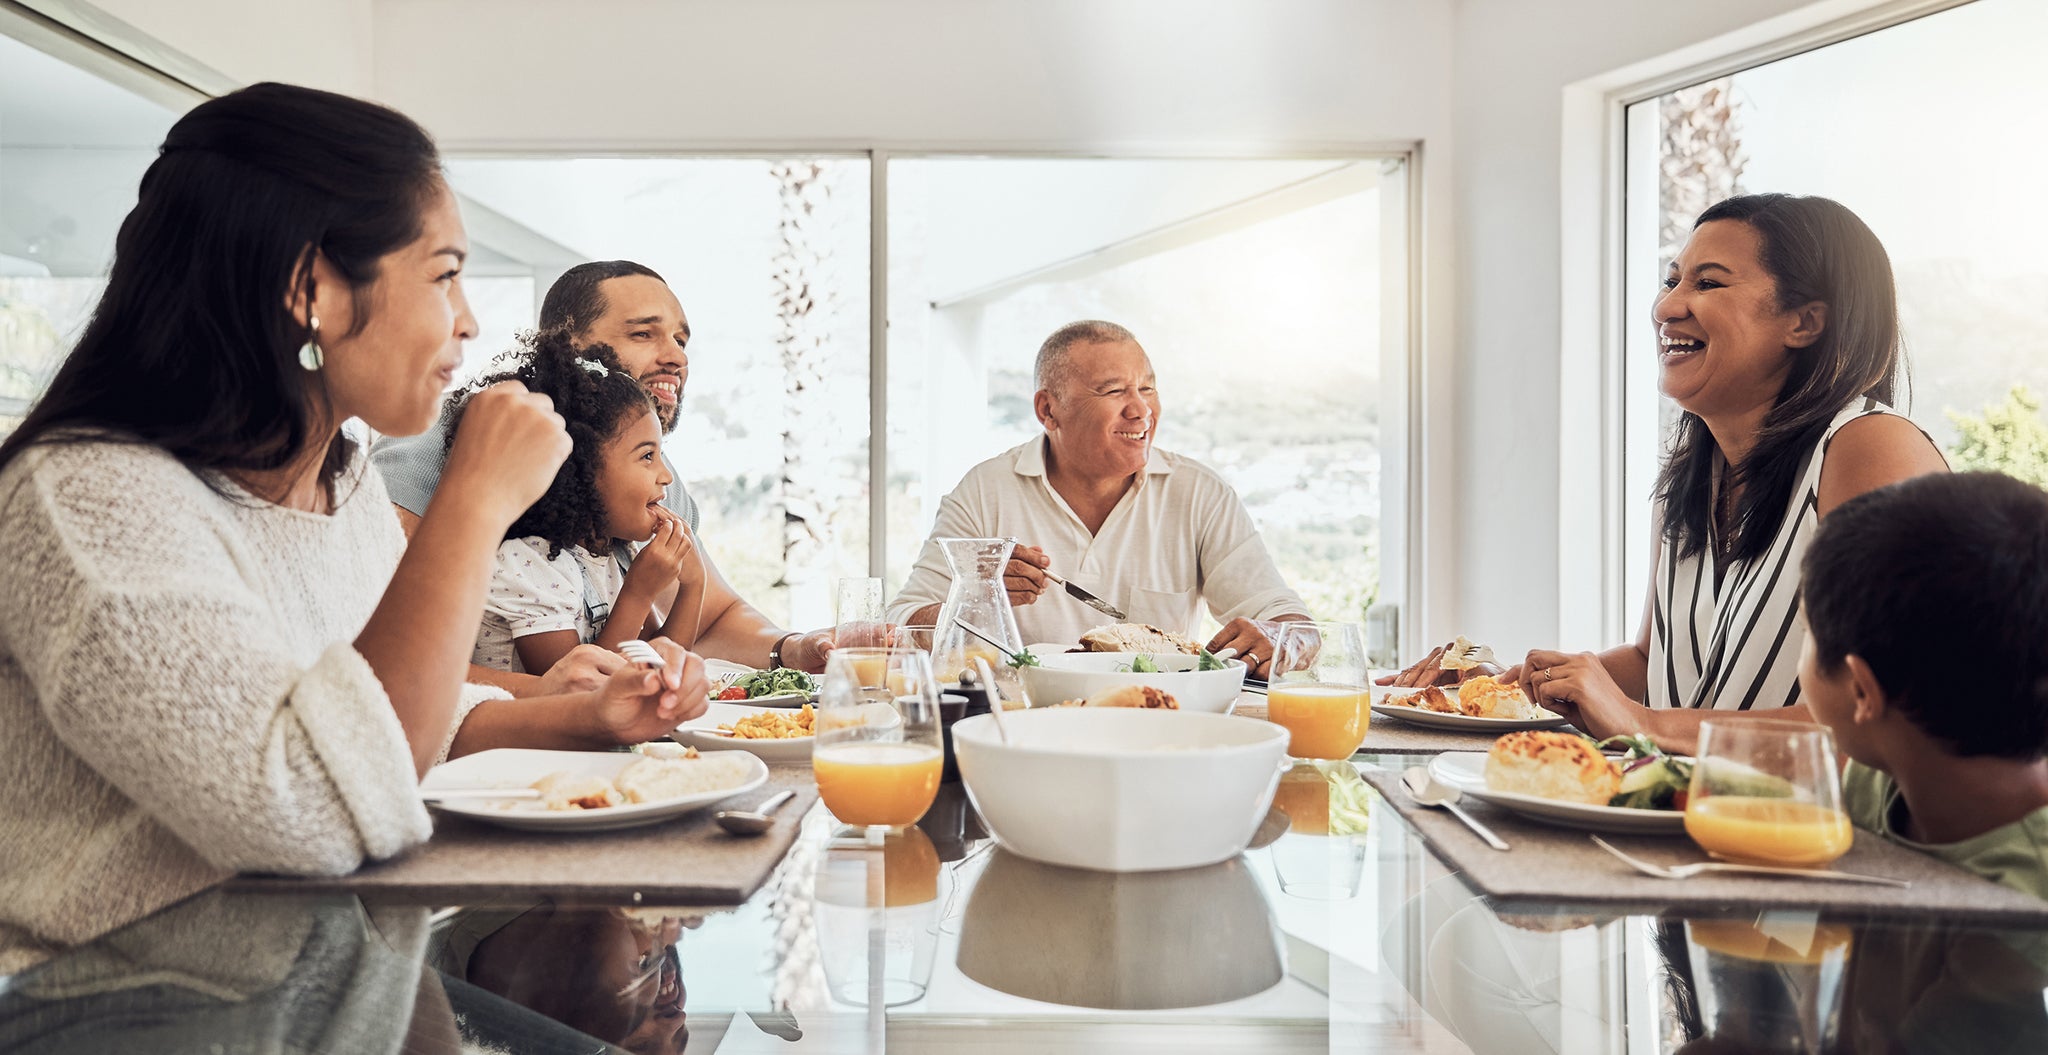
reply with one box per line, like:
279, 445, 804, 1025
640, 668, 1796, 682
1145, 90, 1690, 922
1483, 731, 1620, 805
1458, 675, 1543, 720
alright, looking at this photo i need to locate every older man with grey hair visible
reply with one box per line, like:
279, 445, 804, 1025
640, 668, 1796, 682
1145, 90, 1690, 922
887, 320, 1309, 673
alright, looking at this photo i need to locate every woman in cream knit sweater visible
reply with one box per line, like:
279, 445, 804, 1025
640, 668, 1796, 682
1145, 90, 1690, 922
0, 84, 710, 971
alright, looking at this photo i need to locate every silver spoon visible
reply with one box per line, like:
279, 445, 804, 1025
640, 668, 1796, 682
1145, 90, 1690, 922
1401, 766, 1510, 851
715, 789, 796, 836
971, 656, 1012, 744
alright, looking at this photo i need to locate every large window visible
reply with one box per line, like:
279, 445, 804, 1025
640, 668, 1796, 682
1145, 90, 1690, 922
445, 158, 874, 629
1, 20, 1415, 640
886, 158, 1402, 634
1620, 0, 2048, 613
0, 30, 180, 434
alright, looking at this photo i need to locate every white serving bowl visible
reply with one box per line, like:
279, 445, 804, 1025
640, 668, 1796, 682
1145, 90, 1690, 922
1018, 652, 1248, 713
953, 707, 1289, 872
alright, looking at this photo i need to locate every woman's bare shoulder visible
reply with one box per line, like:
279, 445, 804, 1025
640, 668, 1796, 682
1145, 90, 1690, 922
1818, 412, 1949, 516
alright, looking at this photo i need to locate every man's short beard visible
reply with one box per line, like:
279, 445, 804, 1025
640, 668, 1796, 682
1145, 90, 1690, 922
656, 402, 680, 433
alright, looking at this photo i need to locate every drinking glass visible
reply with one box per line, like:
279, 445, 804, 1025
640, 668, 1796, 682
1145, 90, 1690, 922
815, 824, 943, 1006
814, 647, 944, 831
1267, 760, 1373, 899
1265, 621, 1371, 759
834, 576, 888, 649
1684, 719, 1852, 867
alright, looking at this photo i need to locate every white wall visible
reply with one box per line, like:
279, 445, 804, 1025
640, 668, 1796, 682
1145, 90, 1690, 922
75, 0, 375, 95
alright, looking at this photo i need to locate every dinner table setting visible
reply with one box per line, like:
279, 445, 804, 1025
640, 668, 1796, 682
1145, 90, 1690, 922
8, 561, 2048, 1054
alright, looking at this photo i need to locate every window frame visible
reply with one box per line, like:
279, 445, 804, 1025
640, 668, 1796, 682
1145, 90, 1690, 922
1557, 0, 1978, 648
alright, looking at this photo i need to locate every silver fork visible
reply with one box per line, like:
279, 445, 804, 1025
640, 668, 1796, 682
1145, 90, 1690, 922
1591, 835, 1910, 887
618, 639, 666, 669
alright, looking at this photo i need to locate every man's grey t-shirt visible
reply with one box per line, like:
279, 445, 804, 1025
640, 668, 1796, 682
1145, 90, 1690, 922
371, 417, 701, 534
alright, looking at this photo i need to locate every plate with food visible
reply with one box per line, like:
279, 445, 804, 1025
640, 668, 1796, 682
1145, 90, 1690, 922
676, 700, 903, 762
711, 667, 820, 708
1371, 674, 1570, 731
1424, 731, 1693, 834
421, 744, 768, 832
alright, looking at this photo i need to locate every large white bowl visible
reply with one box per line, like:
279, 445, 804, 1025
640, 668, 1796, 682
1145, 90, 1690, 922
1018, 652, 1248, 713
953, 708, 1289, 872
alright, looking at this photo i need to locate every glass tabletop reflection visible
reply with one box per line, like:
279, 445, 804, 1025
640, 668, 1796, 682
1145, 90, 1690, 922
3, 755, 2046, 1054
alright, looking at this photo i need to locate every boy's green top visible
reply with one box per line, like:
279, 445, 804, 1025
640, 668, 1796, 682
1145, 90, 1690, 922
1843, 760, 2048, 900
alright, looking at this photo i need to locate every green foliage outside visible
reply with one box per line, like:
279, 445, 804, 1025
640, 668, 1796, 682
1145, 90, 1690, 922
1946, 384, 2048, 489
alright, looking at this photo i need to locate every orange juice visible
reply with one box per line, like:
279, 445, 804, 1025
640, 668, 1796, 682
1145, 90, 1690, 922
1683, 796, 1853, 867
814, 742, 942, 827
1267, 683, 1370, 759
1687, 919, 1855, 964
849, 654, 888, 688
878, 826, 940, 906
1273, 763, 1331, 834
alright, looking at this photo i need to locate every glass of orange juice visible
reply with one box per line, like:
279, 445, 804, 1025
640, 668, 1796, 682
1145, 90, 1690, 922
814, 647, 944, 830
1684, 719, 1852, 867
1265, 621, 1370, 760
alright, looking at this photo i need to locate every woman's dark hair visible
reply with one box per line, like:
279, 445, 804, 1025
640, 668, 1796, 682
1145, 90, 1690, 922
1803, 472, 2048, 760
539, 259, 666, 336
1653, 193, 1903, 563
0, 82, 445, 491
444, 331, 657, 557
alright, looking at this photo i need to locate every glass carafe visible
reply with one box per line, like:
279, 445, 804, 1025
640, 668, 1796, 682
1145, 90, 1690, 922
930, 537, 1026, 707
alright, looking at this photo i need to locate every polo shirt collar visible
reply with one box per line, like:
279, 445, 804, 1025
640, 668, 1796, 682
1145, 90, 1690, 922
1014, 435, 1170, 478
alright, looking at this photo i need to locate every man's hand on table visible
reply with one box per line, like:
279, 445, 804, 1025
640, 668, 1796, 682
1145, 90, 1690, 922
1004, 544, 1051, 606
1208, 617, 1286, 677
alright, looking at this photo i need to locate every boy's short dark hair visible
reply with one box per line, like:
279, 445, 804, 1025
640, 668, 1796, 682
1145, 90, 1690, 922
1802, 471, 2048, 760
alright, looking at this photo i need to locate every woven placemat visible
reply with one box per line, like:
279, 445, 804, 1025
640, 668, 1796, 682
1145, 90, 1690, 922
1360, 767, 2048, 925
231, 764, 818, 906
1233, 697, 1513, 755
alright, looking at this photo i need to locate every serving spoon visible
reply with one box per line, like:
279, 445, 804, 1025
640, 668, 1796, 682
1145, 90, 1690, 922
715, 789, 797, 836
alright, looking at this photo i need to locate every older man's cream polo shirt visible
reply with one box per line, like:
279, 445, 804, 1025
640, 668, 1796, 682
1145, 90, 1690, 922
886, 437, 1309, 646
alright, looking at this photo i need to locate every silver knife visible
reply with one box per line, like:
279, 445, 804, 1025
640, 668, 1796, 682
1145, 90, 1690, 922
1044, 570, 1126, 620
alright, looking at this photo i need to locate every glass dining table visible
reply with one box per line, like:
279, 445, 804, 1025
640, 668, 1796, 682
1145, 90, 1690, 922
3, 752, 2044, 1054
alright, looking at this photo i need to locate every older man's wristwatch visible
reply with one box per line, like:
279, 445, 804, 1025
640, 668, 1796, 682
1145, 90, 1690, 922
768, 632, 801, 670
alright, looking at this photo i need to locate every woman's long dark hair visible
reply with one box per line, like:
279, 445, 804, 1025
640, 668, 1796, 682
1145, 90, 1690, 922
442, 333, 657, 558
0, 82, 444, 491
1653, 194, 1902, 563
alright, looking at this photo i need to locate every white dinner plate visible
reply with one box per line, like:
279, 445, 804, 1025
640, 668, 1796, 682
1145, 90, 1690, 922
421, 748, 767, 832
675, 700, 902, 763
1370, 701, 1570, 732
675, 702, 816, 762
1425, 751, 1688, 834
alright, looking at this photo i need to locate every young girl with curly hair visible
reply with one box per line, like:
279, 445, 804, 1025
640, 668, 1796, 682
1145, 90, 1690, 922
447, 334, 707, 674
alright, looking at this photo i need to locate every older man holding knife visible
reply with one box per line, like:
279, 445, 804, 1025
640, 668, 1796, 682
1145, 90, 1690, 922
886, 321, 1310, 675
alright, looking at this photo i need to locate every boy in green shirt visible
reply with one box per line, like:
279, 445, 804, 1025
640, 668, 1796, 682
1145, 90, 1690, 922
1798, 471, 2048, 899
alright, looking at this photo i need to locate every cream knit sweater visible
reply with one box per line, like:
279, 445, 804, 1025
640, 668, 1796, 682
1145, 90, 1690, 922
0, 439, 501, 973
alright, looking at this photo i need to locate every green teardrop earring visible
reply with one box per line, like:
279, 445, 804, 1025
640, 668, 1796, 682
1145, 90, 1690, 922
298, 314, 323, 371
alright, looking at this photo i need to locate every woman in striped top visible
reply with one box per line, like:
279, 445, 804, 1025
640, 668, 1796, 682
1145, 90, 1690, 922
1512, 194, 1947, 755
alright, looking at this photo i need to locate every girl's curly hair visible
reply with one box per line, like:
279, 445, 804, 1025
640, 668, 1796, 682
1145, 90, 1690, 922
442, 331, 659, 558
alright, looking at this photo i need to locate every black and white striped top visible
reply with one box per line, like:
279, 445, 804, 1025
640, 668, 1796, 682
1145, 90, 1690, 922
1648, 399, 1907, 712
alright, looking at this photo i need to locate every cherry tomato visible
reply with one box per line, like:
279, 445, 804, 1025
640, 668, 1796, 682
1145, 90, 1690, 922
716, 686, 748, 701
